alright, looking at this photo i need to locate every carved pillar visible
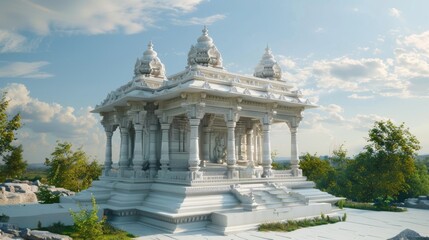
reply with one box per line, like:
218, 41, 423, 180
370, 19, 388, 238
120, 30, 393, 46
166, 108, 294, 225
160, 123, 171, 173
188, 118, 201, 172
224, 109, 240, 178
103, 124, 117, 175
246, 128, 254, 166
119, 126, 129, 169
290, 126, 302, 176
227, 121, 237, 168
133, 123, 144, 171
235, 126, 242, 161
203, 127, 211, 161
262, 123, 272, 177
148, 122, 158, 178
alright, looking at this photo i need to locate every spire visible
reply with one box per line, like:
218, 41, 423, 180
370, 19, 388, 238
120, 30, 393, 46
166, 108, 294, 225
187, 26, 223, 68
253, 46, 282, 80
134, 41, 166, 79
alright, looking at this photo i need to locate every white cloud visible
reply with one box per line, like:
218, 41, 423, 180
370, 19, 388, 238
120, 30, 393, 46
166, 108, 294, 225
315, 27, 324, 33
348, 94, 374, 100
172, 14, 226, 26
2, 83, 107, 163
0, 61, 52, 79
0, 30, 39, 53
401, 31, 429, 55
0, 0, 204, 35
389, 8, 401, 18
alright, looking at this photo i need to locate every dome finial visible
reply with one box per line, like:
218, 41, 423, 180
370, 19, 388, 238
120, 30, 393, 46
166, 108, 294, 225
254, 46, 282, 80
187, 27, 223, 68
134, 41, 166, 79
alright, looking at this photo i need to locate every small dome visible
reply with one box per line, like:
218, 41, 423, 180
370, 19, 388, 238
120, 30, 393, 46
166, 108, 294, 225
187, 26, 223, 68
254, 46, 282, 80
134, 42, 166, 79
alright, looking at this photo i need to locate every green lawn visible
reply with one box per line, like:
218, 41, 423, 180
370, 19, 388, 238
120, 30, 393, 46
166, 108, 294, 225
259, 213, 346, 232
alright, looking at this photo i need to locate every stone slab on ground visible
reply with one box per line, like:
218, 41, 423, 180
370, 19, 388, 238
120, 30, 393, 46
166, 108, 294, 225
114, 208, 429, 240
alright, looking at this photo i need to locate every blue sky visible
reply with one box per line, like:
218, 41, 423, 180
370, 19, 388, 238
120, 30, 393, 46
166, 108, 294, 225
1, 0, 428, 163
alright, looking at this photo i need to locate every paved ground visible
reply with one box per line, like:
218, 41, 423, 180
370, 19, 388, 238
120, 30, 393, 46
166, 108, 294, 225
114, 208, 429, 240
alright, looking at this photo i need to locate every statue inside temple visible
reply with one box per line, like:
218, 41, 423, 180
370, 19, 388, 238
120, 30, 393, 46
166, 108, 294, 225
213, 136, 227, 163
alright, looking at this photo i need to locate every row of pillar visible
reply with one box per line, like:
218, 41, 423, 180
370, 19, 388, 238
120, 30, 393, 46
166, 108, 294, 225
103, 113, 300, 179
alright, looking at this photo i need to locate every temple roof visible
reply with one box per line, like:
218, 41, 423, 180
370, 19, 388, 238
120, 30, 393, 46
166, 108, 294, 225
254, 46, 282, 81
93, 28, 316, 113
187, 26, 223, 69
93, 65, 315, 113
134, 41, 166, 79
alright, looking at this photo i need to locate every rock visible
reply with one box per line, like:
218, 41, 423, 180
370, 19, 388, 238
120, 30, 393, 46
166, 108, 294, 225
26, 230, 72, 240
34, 180, 42, 187
405, 196, 429, 210
388, 228, 429, 240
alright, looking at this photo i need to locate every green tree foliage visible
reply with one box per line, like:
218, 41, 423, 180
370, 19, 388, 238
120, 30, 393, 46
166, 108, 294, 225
45, 141, 102, 192
349, 120, 420, 201
302, 120, 427, 203
69, 195, 104, 240
398, 161, 429, 200
1, 145, 27, 180
300, 153, 335, 191
0, 94, 21, 157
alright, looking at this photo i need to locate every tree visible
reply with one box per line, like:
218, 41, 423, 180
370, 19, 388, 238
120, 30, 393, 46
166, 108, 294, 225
45, 141, 102, 192
1, 145, 27, 180
0, 93, 21, 157
349, 120, 420, 201
299, 153, 335, 191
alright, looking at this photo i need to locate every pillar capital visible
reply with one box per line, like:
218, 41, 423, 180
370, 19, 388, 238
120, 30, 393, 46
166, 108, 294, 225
224, 109, 240, 123
286, 116, 302, 130
189, 118, 201, 126
183, 103, 205, 119
161, 123, 171, 130
102, 123, 117, 133
134, 123, 144, 131
261, 111, 276, 125
226, 121, 236, 128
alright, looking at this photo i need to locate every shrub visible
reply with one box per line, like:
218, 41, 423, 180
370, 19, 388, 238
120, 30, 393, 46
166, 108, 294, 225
36, 185, 60, 204
373, 196, 394, 209
0, 213, 9, 222
259, 214, 344, 232
69, 195, 104, 240
337, 199, 345, 209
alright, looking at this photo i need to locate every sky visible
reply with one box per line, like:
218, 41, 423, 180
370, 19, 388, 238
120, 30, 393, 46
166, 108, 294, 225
1, 0, 428, 164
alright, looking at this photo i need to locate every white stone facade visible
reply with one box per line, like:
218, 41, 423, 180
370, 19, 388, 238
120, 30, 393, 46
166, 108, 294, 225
65, 27, 343, 234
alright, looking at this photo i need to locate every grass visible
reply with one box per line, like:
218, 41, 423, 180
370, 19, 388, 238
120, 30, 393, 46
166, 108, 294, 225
338, 200, 406, 212
259, 213, 345, 232
38, 221, 135, 240
21, 168, 48, 183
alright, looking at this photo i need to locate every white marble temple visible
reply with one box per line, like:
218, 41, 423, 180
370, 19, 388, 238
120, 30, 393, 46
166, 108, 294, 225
0, 27, 345, 235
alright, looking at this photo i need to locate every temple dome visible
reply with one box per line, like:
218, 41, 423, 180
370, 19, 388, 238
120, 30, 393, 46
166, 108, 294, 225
134, 41, 166, 79
253, 46, 282, 80
187, 26, 223, 68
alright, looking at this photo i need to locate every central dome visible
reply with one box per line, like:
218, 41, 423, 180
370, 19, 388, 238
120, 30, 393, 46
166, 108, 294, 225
187, 26, 223, 68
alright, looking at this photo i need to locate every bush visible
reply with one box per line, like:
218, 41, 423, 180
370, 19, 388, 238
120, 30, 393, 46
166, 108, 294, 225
0, 213, 9, 222
36, 185, 60, 204
337, 199, 345, 209
342, 200, 405, 212
69, 195, 104, 240
373, 196, 394, 209
259, 214, 344, 232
